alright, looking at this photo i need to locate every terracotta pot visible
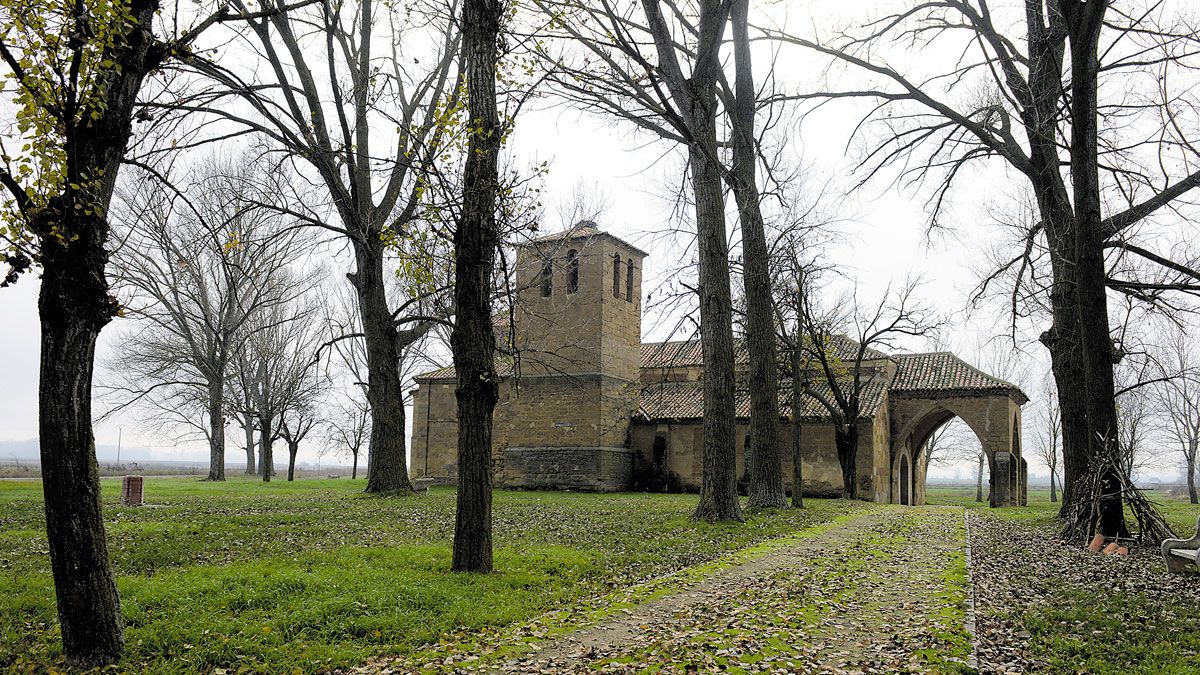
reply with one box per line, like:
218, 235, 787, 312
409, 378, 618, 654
1102, 542, 1120, 555
1088, 534, 1105, 552
1116, 546, 1130, 556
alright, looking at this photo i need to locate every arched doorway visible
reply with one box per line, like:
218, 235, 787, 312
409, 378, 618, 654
890, 396, 1026, 507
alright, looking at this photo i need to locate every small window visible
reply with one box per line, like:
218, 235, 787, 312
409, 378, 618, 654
540, 260, 552, 297
626, 258, 634, 302
612, 254, 621, 298
566, 249, 579, 294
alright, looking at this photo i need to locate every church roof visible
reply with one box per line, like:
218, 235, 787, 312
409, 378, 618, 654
890, 352, 1028, 404
522, 221, 650, 257
413, 345, 1028, 413
414, 334, 887, 382
635, 378, 889, 422
640, 335, 889, 370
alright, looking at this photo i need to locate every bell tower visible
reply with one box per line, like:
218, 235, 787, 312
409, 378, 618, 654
497, 221, 647, 490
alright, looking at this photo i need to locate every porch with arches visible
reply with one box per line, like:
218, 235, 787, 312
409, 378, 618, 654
888, 393, 1027, 507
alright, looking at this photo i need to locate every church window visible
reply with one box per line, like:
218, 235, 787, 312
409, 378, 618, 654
626, 258, 635, 302
566, 249, 579, 294
612, 254, 621, 298
540, 260, 553, 297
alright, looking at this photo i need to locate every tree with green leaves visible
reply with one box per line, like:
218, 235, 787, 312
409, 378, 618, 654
450, 0, 505, 573
0, 0, 308, 663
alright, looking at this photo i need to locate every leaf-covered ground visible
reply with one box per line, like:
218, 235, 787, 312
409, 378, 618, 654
0, 478, 867, 673
369, 506, 973, 674
969, 509, 1200, 674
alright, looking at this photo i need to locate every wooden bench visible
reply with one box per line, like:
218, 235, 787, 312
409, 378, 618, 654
1161, 515, 1200, 573
412, 478, 436, 493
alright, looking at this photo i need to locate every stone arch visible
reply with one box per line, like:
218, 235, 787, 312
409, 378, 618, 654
889, 395, 1025, 507
899, 454, 911, 505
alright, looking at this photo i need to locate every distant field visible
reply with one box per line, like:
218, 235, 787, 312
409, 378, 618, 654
0, 462, 355, 479
0, 478, 867, 673
927, 485, 1200, 539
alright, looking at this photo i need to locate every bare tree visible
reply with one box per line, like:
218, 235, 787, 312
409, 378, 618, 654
766, 0, 1200, 541
237, 290, 324, 482
104, 159, 308, 481
0, 0, 311, 660
279, 408, 321, 482
727, 0, 785, 509
534, 0, 741, 521
923, 420, 982, 487
178, 0, 462, 493
1152, 325, 1200, 503
325, 394, 370, 479
1115, 371, 1157, 480
1030, 379, 1063, 503
776, 264, 807, 509
800, 279, 939, 499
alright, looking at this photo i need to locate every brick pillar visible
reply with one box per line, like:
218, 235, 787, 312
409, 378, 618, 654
991, 452, 1011, 507
121, 475, 144, 506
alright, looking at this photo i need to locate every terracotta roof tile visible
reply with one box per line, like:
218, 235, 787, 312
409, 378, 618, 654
891, 352, 1028, 403
640, 335, 887, 370
636, 377, 888, 422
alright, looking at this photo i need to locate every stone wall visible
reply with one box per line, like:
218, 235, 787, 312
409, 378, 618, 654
627, 414, 889, 500
410, 380, 460, 480
513, 232, 645, 383
501, 446, 634, 491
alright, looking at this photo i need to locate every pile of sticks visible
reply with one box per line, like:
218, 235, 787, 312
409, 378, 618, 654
1060, 453, 1176, 546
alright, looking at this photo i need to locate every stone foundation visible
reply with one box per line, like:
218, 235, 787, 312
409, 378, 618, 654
501, 446, 634, 491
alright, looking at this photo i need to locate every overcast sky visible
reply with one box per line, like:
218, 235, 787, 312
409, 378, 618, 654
0, 0, 1082, 479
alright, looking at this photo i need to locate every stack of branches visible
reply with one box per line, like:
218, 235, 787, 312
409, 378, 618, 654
1061, 445, 1176, 546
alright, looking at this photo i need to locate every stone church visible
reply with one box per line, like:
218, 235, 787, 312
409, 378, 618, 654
410, 223, 1029, 506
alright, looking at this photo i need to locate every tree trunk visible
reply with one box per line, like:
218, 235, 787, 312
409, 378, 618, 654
259, 417, 273, 483
976, 452, 984, 503
205, 377, 225, 481
790, 348, 804, 508
1187, 456, 1197, 504
689, 136, 742, 521
352, 450, 360, 479
451, 0, 503, 574
287, 441, 299, 481
688, 82, 742, 523
1049, 468, 1058, 503
834, 423, 858, 499
37, 214, 124, 665
1064, 2, 1127, 538
353, 238, 414, 494
243, 420, 256, 475
729, 0, 784, 510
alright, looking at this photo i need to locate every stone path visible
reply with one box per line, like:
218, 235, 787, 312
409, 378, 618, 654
461, 506, 973, 673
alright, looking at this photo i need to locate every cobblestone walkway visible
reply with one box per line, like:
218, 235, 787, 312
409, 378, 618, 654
389, 506, 973, 674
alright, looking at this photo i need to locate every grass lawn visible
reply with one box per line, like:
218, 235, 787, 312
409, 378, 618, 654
930, 484, 1200, 674
0, 478, 865, 673
927, 484, 1200, 535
